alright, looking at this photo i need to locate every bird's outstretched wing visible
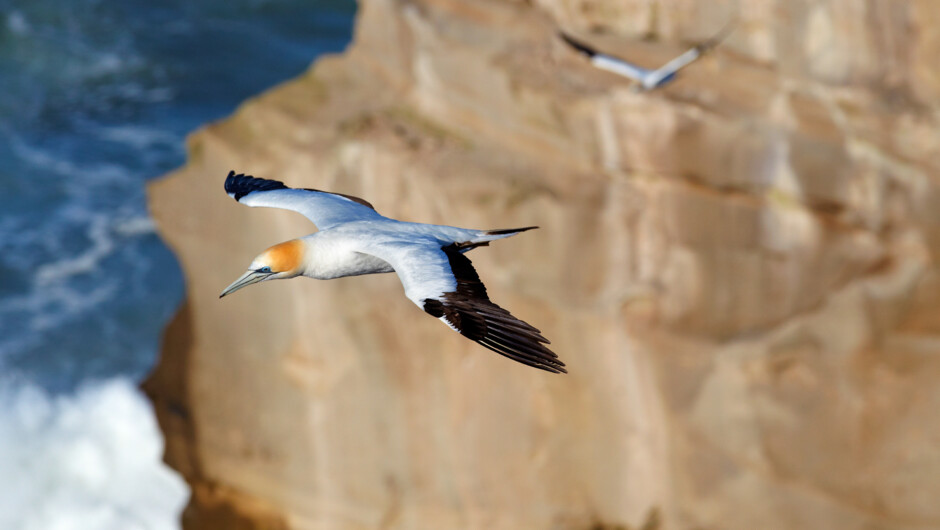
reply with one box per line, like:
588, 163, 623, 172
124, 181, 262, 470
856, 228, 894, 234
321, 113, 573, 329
360, 239, 566, 374
643, 17, 736, 87
224, 171, 385, 230
560, 32, 651, 82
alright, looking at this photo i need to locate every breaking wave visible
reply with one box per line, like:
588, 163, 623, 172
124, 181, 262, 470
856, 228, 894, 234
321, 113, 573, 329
0, 1, 356, 527
0, 378, 188, 530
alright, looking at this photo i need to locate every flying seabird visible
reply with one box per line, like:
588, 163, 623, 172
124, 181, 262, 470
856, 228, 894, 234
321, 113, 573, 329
559, 20, 734, 91
219, 171, 566, 374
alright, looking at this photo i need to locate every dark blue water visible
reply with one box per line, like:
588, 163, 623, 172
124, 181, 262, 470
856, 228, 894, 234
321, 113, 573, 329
0, 0, 357, 393
0, 2, 356, 527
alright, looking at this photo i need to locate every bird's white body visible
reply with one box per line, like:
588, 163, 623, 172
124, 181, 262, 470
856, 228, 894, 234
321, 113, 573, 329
220, 172, 566, 373
297, 220, 504, 291
298, 230, 395, 279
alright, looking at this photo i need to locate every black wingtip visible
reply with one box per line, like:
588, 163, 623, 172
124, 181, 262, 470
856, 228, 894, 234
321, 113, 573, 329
485, 226, 538, 236
697, 16, 737, 53
559, 31, 597, 58
224, 171, 288, 201
544, 361, 568, 375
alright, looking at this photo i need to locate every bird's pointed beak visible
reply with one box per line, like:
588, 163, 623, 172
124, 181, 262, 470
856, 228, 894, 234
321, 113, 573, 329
220, 270, 269, 298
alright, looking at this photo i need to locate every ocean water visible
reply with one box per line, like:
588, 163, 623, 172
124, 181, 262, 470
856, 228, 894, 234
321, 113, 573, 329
0, 0, 356, 527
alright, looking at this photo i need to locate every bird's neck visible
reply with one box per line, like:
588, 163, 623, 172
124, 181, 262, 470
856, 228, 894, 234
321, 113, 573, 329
296, 236, 338, 279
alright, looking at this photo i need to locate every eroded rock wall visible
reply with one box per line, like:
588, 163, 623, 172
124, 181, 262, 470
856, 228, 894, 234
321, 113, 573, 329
145, 0, 940, 528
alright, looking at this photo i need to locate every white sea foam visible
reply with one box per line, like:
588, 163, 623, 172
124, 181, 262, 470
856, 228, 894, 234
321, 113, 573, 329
32, 213, 156, 288
0, 378, 189, 530
10, 137, 128, 183
95, 125, 179, 151
35, 216, 116, 287
0, 198, 159, 359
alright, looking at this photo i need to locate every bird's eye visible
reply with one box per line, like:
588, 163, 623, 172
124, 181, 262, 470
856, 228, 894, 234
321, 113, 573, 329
258, 266, 272, 273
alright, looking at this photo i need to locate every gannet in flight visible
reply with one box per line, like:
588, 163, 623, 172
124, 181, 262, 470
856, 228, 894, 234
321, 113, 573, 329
219, 171, 566, 374
560, 21, 734, 91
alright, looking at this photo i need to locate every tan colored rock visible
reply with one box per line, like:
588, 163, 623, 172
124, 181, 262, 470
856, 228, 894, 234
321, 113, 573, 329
145, 0, 940, 528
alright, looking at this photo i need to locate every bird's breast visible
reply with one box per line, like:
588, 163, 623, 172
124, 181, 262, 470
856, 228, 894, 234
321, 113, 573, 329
304, 244, 393, 280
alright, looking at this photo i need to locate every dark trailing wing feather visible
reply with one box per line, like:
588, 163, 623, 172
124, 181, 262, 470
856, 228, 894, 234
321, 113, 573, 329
300, 188, 376, 210
422, 244, 566, 374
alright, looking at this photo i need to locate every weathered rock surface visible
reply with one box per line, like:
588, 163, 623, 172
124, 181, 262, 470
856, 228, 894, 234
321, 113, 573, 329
145, 0, 940, 528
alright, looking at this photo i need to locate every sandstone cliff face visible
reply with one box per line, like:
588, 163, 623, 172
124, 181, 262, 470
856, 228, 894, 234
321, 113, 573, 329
145, 0, 940, 528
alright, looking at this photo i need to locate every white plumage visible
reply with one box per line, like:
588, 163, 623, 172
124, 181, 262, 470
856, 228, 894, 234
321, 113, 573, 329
220, 172, 566, 374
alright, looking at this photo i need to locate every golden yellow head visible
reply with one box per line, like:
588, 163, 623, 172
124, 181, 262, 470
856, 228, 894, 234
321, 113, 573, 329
257, 239, 304, 274
220, 239, 305, 298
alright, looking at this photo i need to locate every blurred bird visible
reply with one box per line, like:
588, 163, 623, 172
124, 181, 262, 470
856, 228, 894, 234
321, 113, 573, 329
559, 19, 735, 91
219, 171, 566, 374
